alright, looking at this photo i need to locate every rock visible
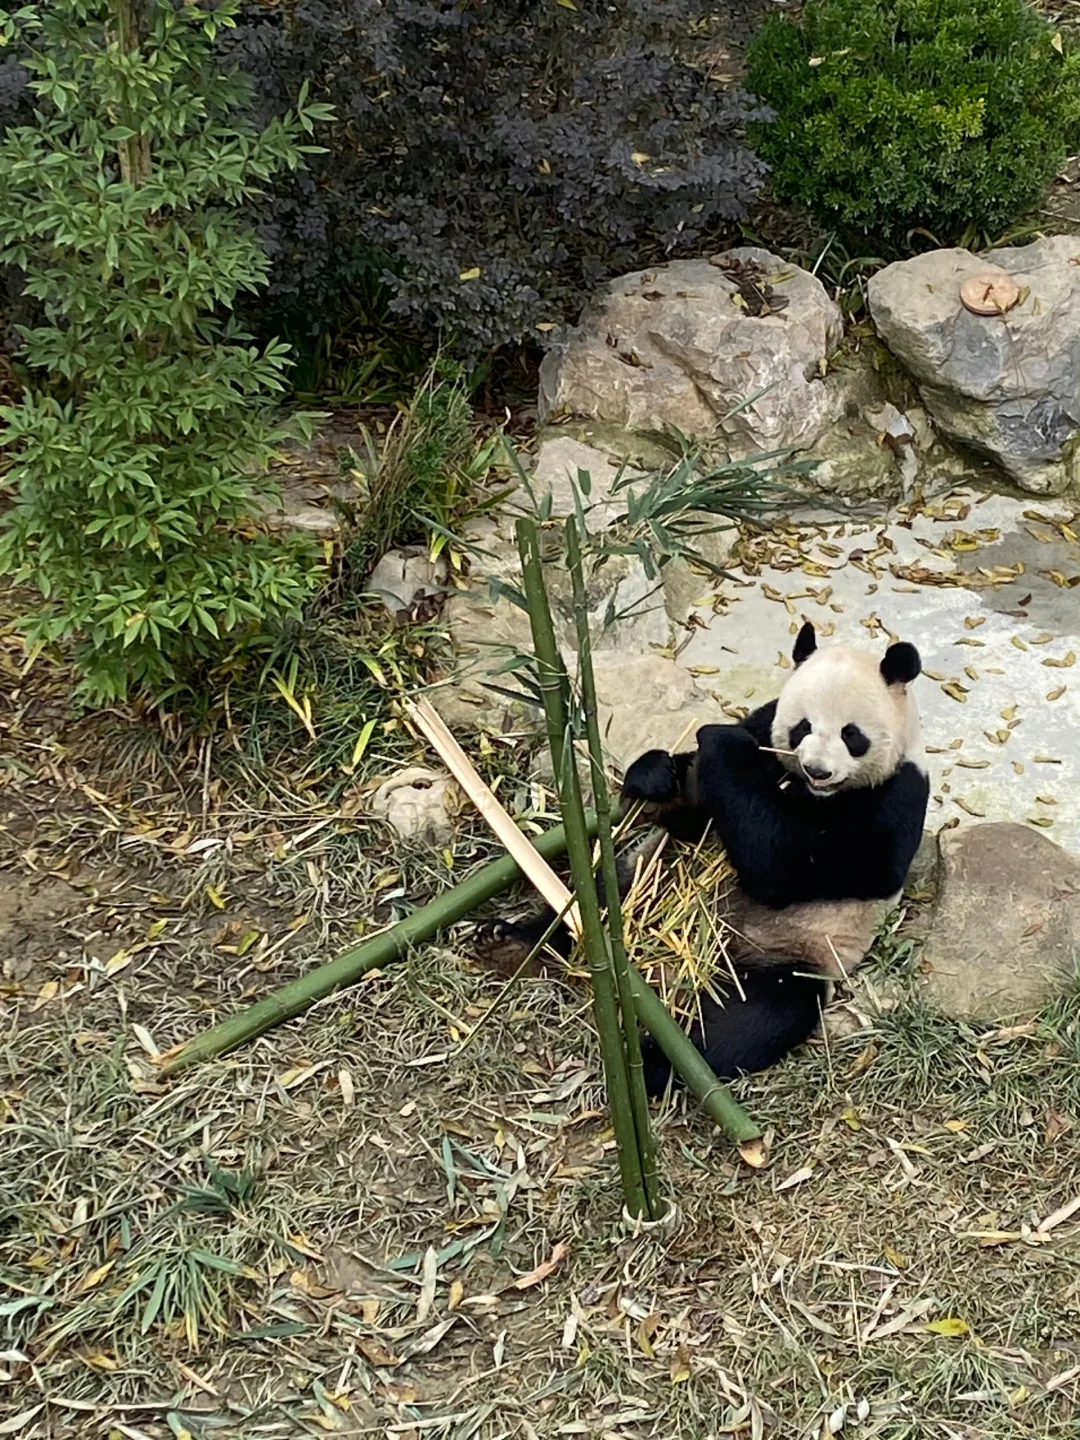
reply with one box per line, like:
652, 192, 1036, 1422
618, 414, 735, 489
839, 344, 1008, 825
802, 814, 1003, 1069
262, 429, 368, 536
592, 653, 728, 773
867, 238, 1080, 495
536, 420, 676, 474
370, 767, 459, 844
527, 435, 631, 522
801, 351, 998, 502
905, 830, 941, 897
539, 249, 843, 455
528, 653, 728, 797
804, 408, 909, 502
660, 527, 739, 624
368, 547, 446, 621
918, 823, 1080, 1021
431, 492, 674, 732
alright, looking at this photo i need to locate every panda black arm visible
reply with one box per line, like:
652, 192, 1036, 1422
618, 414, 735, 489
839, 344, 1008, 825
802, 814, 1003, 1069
692, 723, 810, 907
622, 704, 778, 846
621, 748, 712, 843
833, 760, 930, 898
621, 749, 690, 805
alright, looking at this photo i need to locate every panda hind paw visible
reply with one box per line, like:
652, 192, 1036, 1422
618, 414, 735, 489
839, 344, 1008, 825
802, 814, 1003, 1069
473, 919, 542, 976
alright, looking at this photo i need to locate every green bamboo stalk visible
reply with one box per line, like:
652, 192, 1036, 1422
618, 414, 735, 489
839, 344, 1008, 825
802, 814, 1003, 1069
158, 813, 596, 1077
516, 515, 651, 1219
565, 515, 661, 1211
629, 974, 762, 1145
159, 799, 761, 1147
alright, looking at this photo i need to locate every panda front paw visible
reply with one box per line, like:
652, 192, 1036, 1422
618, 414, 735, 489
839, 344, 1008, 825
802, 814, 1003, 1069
621, 749, 679, 805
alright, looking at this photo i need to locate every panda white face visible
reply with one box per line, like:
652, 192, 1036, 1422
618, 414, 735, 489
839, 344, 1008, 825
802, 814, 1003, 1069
770, 630, 923, 796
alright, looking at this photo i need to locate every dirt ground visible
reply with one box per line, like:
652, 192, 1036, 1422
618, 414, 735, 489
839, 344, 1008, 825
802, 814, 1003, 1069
4, 625, 1080, 1440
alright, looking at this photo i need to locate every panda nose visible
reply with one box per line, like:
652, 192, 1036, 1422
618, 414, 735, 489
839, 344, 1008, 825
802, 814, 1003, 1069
803, 763, 833, 782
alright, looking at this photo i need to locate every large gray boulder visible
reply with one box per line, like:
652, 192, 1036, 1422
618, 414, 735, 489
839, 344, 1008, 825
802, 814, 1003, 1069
538, 249, 843, 456
592, 653, 728, 773
919, 823, 1080, 1021
868, 238, 1080, 495
430, 437, 673, 731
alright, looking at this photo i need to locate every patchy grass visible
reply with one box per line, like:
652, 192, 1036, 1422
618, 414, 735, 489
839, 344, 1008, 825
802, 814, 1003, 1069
5, 712, 1080, 1440
4, 418, 1080, 1435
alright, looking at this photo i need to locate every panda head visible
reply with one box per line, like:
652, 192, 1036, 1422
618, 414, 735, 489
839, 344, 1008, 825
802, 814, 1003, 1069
771, 621, 923, 796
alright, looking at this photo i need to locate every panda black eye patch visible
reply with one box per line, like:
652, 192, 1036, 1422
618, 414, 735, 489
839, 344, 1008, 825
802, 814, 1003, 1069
841, 723, 870, 757
788, 718, 811, 748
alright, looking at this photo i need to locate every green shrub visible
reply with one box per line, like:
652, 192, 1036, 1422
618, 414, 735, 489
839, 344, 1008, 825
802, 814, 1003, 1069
0, 0, 332, 705
745, 0, 1080, 248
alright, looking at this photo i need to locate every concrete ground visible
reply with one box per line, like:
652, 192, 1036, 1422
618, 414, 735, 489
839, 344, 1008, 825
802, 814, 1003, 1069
672, 489, 1080, 856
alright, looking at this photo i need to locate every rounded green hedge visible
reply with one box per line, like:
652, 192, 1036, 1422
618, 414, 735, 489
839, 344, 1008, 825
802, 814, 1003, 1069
745, 0, 1080, 248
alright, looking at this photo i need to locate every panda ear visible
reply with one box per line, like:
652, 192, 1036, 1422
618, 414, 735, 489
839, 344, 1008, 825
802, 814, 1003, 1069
792, 621, 817, 666
881, 641, 921, 687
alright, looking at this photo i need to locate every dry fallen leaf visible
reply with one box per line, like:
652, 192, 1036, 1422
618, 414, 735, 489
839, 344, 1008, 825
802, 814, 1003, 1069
512, 1241, 569, 1290
30, 980, 59, 1013
670, 1344, 692, 1383
777, 1165, 814, 1191
953, 798, 985, 817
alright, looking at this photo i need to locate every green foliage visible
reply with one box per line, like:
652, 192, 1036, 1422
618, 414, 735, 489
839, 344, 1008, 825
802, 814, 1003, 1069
0, 0, 334, 704
745, 0, 1080, 249
343, 366, 510, 581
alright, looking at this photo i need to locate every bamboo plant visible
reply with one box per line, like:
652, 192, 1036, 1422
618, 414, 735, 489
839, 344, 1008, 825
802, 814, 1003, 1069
564, 514, 662, 1212
516, 516, 655, 1219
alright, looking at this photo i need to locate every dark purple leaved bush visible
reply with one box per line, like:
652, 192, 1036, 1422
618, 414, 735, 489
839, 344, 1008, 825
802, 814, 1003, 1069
226, 0, 770, 358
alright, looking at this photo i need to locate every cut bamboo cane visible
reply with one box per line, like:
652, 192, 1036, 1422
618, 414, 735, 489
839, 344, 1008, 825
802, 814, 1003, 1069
565, 515, 660, 1210
408, 696, 582, 938
156, 813, 593, 1076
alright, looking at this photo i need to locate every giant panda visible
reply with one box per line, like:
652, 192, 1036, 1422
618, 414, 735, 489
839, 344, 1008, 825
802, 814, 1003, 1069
476, 620, 930, 1095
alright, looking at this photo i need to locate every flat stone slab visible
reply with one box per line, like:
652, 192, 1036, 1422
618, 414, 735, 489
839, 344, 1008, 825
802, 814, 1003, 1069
673, 489, 1080, 856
